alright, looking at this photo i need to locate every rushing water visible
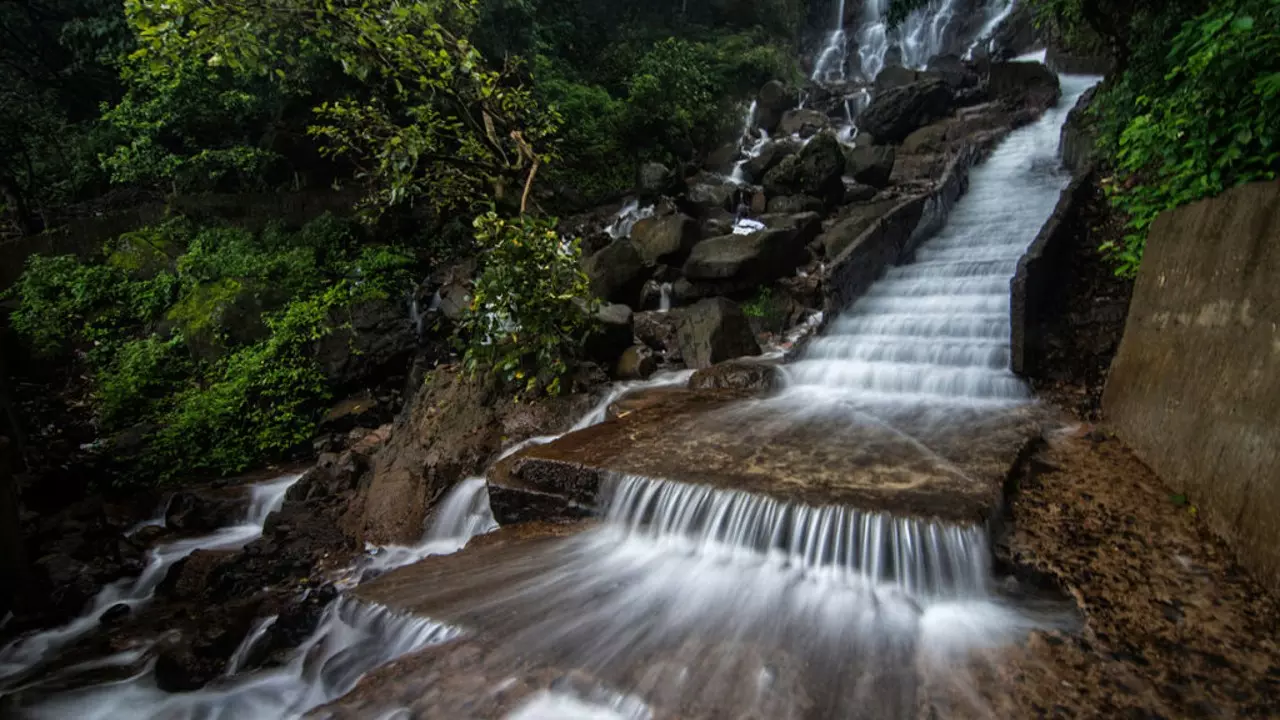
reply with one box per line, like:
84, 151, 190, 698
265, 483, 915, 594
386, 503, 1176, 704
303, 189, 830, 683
784, 72, 1101, 410
0, 475, 300, 686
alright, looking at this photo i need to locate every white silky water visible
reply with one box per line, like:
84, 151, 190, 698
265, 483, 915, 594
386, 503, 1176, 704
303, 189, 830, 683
784, 72, 1102, 409
0, 474, 301, 685
0, 478, 495, 719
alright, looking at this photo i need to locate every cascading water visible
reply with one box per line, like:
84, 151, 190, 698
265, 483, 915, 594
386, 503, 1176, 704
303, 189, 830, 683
784, 72, 1102, 409
0, 474, 301, 685
811, 0, 848, 83
855, 0, 966, 82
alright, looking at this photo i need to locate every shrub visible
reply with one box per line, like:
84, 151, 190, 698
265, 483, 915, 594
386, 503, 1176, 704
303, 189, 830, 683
458, 211, 596, 397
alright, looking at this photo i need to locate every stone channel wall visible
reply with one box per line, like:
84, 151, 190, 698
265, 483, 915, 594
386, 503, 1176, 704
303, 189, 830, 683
1009, 171, 1095, 376
1103, 180, 1280, 591
824, 142, 982, 315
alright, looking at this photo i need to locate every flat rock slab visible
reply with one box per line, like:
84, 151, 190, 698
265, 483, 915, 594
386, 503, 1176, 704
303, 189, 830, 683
490, 388, 1045, 525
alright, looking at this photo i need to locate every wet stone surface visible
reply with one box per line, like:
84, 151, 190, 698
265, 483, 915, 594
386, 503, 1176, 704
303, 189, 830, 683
489, 388, 1044, 526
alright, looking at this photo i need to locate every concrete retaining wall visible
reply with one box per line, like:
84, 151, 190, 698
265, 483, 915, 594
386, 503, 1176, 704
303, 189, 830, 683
1103, 180, 1280, 591
1010, 171, 1095, 376
824, 142, 983, 315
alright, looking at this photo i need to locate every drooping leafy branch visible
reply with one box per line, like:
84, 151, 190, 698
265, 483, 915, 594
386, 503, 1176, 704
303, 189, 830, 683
121, 0, 560, 215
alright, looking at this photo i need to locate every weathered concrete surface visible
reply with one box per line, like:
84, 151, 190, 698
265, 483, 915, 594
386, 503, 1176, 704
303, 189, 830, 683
489, 388, 1041, 525
1104, 180, 1280, 591
1010, 171, 1096, 377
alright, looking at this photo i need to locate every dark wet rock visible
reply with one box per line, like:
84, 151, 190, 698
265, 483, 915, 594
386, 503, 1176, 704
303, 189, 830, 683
688, 360, 782, 392
682, 228, 808, 292
318, 393, 386, 434
989, 61, 1061, 111
615, 345, 657, 380
33, 553, 99, 618
584, 302, 634, 366
165, 491, 245, 534
925, 54, 979, 89
434, 265, 474, 322
638, 162, 680, 199
777, 108, 830, 137
902, 123, 950, 155
989, 1, 1038, 57
858, 78, 955, 145
763, 133, 846, 204
754, 212, 823, 247
630, 214, 700, 266
158, 549, 237, 601
633, 311, 682, 362
819, 200, 902, 259
687, 182, 736, 212
741, 139, 801, 184
842, 180, 878, 204
757, 80, 799, 132
844, 145, 896, 189
1045, 46, 1114, 75
766, 195, 824, 214
1060, 86, 1100, 176
674, 298, 761, 369
583, 239, 647, 305
874, 66, 924, 94
704, 143, 739, 172
99, 602, 131, 625
342, 367, 595, 545
314, 299, 416, 388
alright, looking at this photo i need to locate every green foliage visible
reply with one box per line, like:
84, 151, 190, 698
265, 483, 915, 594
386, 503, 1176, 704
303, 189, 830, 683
741, 287, 773, 318
459, 211, 596, 396
7, 214, 413, 482
1094, 0, 1280, 276
119, 0, 558, 215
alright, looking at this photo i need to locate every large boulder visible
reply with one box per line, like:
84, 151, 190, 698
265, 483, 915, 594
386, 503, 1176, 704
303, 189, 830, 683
766, 195, 824, 214
858, 78, 955, 145
763, 133, 846, 203
874, 66, 923, 94
630, 214, 700, 266
688, 360, 782, 392
341, 368, 592, 544
683, 227, 808, 289
688, 182, 737, 212
313, 299, 416, 388
818, 200, 902, 259
637, 162, 680, 199
583, 239, 648, 305
754, 211, 823, 247
584, 302, 635, 366
925, 54, 979, 89
988, 61, 1061, 111
843, 145, 896, 189
633, 311, 682, 362
757, 80, 799, 133
741, 139, 801, 184
675, 298, 762, 369
777, 108, 830, 137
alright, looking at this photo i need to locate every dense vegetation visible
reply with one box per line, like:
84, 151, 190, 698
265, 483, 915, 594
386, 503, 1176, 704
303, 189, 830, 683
1, 0, 804, 483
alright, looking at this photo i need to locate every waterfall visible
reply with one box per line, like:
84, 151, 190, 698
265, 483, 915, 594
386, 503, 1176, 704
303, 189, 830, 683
605, 200, 654, 240
602, 474, 991, 597
810, 0, 848, 82
0, 474, 302, 685
854, 0, 965, 82
965, 0, 1017, 59
783, 72, 1103, 407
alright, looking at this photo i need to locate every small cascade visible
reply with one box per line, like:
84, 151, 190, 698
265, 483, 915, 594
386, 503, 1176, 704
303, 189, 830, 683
605, 200, 654, 240
965, 0, 1017, 59
854, 0, 966, 83
811, 0, 849, 83
657, 283, 672, 313
224, 615, 277, 676
726, 101, 769, 184
0, 473, 301, 685
602, 474, 990, 598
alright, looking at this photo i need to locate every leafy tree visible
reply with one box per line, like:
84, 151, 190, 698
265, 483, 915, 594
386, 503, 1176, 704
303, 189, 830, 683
459, 211, 595, 396
120, 0, 559, 215
1096, 0, 1280, 275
